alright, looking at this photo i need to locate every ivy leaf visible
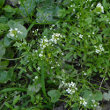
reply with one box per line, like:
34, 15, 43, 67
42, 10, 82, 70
48, 90, 61, 103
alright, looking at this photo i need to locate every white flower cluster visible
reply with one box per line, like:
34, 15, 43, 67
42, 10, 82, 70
82, 71, 87, 75
50, 33, 65, 44
50, 24, 55, 30
7, 28, 22, 38
39, 51, 43, 57
94, 44, 104, 54
40, 36, 50, 49
79, 34, 83, 39
62, 82, 78, 94
80, 97, 87, 107
38, 33, 64, 58
91, 100, 99, 107
32, 29, 38, 35
96, 3, 104, 13
33, 76, 38, 81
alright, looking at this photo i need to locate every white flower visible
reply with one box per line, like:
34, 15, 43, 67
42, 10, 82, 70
39, 36, 50, 49
88, 35, 91, 37
50, 33, 64, 44
80, 97, 87, 107
94, 44, 104, 54
66, 88, 72, 94
91, 100, 99, 108
35, 76, 38, 79
37, 67, 40, 71
51, 67, 54, 69
73, 9, 75, 12
8, 28, 22, 38
83, 71, 87, 75
84, 73, 87, 75
35, 50, 38, 53
39, 53, 43, 57
96, 3, 104, 13
65, 82, 77, 94
79, 34, 83, 39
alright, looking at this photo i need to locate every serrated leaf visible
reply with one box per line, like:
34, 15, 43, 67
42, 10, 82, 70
48, 90, 61, 103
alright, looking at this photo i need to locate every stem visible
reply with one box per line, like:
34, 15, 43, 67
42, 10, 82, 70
41, 60, 49, 100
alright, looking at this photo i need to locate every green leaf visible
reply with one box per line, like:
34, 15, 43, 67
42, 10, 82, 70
19, 0, 36, 17
48, 90, 61, 103
36, 5, 60, 24
94, 91, 103, 101
0, 42, 5, 60
0, 16, 8, 23
0, 61, 9, 69
3, 37, 12, 47
4, 102, 13, 109
0, 23, 9, 36
0, 69, 14, 83
72, 103, 79, 110
27, 84, 41, 94
103, 90, 110, 101
83, 90, 93, 102
0, 0, 5, 8
13, 95, 20, 105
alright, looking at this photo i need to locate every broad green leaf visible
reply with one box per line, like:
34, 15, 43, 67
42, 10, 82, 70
103, 90, 110, 101
0, 71, 9, 83
48, 90, 61, 103
36, 6, 60, 24
94, 91, 103, 101
3, 37, 12, 47
19, 0, 36, 17
0, 69, 14, 83
0, 16, 8, 23
83, 90, 93, 101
